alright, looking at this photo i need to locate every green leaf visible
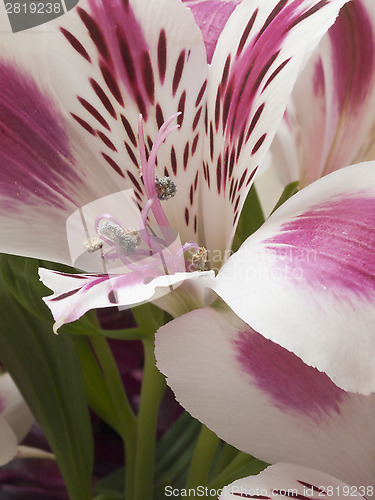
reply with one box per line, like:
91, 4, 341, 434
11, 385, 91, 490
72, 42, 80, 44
232, 184, 265, 252
0, 255, 94, 500
270, 180, 300, 215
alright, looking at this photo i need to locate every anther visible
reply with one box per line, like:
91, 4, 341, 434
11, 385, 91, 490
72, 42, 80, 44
155, 175, 177, 201
192, 247, 207, 271
83, 238, 103, 253
97, 220, 141, 255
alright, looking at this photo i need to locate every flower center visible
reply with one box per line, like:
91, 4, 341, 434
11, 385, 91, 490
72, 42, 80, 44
82, 114, 205, 275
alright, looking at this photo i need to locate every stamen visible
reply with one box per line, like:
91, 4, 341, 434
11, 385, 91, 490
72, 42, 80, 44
192, 247, 207, 271
83, 237, 103, 253
155, 175, 177, 200
97, 219, 140, 255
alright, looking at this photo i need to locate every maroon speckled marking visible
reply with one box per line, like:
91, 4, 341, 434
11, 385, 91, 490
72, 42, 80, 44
142, 52, 155, 103
177, 92, 186, 126
158, 30, 167, 84
183, 142, 189, 170
102, 152, 124, 177
121, 115, 137, 147
100, 63, 124, 106
237, 9, 257, 55
263, 58, 290, 90
193, 107, 202, 131
195, 80, 207, 107
60, 28, 91, 62
255, 0, 288, 43
155, 104, 165, 129
171, 146, 177, 175
98, 131, 117, 151
78, 97, 110, 130
286, 0, 328, 31
71, 113, 96, 135
51, 288, 81, 301
238, 168, 247, 191
246, 166, 257, 186
251, 133, 266, 155
184, 207, 189, 225
173, 50, 186, 96
246, 104, 264, 142
194, 171, 199, 190
90, 78, 117, 118
216, 155, 222, 194
78, 7, 110, 60
189, 185, 193, 205
194, 214, 197, 233
209, 122, 214, 161
215, 88, 221, 131
127, 170, 143, 193
221, 55, 231, 88
124, 142, 139, 167
192, 134, 199, 155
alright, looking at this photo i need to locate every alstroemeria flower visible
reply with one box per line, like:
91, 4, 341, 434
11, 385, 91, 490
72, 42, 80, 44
0, 0, 348, 331
271, 0, 375, 187
156, 238, 375, 492
220, 464, 371, 500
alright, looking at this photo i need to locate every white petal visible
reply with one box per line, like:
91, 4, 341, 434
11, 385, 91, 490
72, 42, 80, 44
0, 373, 34, 443
198, 0, 350, 264
213, 162, 375, 394
220, 463, 369, 499
155, 306, 375, 490
0, 416, 18, 466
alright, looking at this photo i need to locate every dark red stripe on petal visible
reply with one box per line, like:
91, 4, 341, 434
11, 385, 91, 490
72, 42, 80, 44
246, 103, 265, 141
184, 207, 189, 225
119, 33, 136, 82
124, 142, 139, 167
127, 170, 143, 193
287, 0, 328, 31
216, 155, 222, 194
102, 152, 124, 177
194, 215, 197, 233
223, 83, 233, 132
177, 92, 186, 126
173, 50, 185, 96
297, 481, 327, 495
142, 52, 155, 103
238, 168, 247, 192
194, 171, 199, 191
90, 78, 117, 118
78, 97, 110, 130
192, 134, 199, 155
183, 142, 189, 170
158, 30, 167, 84
215, 88, 221, 131
100, 63, 124, 106
251, 133, 266, 155
51, 288, 81, 301
155, 104, 165, 129
60, 28, 91, 62
189, 185, 193, 205
78, 7, 110, 61
229, 149, 235, 178
171, 146, 177, 175
193, 107, 202, 131
70, 113, 96, 135
246, 166, 258, 186
263, 58, 290, 91
121, 115, 137, 147
237, 9, 258, 55
195, 80, 207, 107
255, 0, 288, 43
253, 51, 279, 92
98, 131, 117, 151
221, 55, 231, 89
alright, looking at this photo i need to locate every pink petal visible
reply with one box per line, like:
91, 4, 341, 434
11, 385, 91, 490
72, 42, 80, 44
155, 306, 375, 489
213, 162, 375, 394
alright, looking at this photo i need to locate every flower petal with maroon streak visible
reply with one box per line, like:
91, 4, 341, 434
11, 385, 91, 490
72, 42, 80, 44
199, 0, 350, 266
39, 267, 214, 333
155, 306, 375, 489
213, 162, 375, 394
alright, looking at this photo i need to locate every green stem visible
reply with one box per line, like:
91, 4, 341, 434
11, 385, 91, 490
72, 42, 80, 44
89, 336, 137, 499
208, 452, 255, 490
133, 337, 166, 500
185, 425, 219, 491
